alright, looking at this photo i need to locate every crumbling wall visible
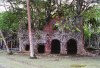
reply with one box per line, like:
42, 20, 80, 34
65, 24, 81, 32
18, 29, 86, 55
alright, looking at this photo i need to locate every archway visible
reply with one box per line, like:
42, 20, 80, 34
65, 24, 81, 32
67, 39, 77, 55
25, 44, 30, 51
51, 39, 60, 54
38, 43, 45, 53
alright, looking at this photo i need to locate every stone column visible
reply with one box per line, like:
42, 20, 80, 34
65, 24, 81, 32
19, 38, 25, 52
45, 39, 51, 54
77, 39, 86, 55
60, 42, 67, 54
45, 33, 52, 54
19, 44, 25, 52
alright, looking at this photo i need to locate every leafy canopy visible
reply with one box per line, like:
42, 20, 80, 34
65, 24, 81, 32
83, 5, 100, 38
0, 12, 19, 32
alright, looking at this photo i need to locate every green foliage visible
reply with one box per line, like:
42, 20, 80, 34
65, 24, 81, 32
83, 5, 100, 21
30, 0, 47, 30
61, 5, 76, 18
37, 19, 46, 30
0, 12, 19, 32
83, 19, 100, 39
83, 5, 100, 39
83, 23, 92, 39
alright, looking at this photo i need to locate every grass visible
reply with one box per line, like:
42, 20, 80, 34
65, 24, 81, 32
0, 51, 100, 68
71, 64, 86, 68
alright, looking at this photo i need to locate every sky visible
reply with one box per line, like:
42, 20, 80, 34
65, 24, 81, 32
0, 1, 5, 12
0, 0, 99, 13
0, 0, 73, 13
0, 0, 10, 12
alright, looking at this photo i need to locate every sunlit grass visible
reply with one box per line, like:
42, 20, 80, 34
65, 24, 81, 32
71, 64, 86, 68
0, 51, 100, 68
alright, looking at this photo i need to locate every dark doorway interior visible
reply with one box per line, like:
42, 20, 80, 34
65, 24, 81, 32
25, 44, 30, 51
38, 43, 45, 53
51, 39, 60, 54
67, 39, 77, 55
8, 41, 11, 48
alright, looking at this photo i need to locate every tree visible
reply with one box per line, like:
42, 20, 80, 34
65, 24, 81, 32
83, 5, 100, 48
26, 0, 37, 59
1, 0, 99, 56
0, 12, 19, 54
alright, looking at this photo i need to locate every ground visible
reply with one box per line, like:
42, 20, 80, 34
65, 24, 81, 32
0, 50, 100, 68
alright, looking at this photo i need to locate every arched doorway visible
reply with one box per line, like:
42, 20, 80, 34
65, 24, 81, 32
67, 39, 77, 55
38, 43, 45, 53
51, 39, 60, 54
25, 44, 30, 51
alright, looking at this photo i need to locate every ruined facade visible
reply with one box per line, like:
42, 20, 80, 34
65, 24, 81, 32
18, 17, 87, 55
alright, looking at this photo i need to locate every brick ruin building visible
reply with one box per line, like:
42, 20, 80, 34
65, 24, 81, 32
18, 17, 87, 55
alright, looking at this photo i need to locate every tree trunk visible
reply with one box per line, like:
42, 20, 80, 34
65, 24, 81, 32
0, 30, 11, 54
26, 0, 37, 59
46, 0, 52, 22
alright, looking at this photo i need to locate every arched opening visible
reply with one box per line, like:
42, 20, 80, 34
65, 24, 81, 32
51, 39, 60, 54
67, 39, 77, 55
25, 44, 30, 51
8, 41, 11, 48
38, 43, 45, 53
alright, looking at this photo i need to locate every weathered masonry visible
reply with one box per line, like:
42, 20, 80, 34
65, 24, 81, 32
18, 17, 87, 55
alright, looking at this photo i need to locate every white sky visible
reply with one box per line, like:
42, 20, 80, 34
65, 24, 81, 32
0, 0, 73, 13
0, 0, 5, 12
0, 1, 5, 12
0, 0, 10, 12
0, 0, 99, 13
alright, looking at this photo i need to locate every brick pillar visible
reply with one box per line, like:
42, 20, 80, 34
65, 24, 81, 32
77, 39, 86, 55
19, 43, 25, 52
45, 38, 51, 54
60, 42, 67, 54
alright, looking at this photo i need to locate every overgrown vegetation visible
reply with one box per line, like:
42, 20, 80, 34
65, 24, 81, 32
0, 12, 19, 32
83, 5, 100, 48
0, 0, 100, 56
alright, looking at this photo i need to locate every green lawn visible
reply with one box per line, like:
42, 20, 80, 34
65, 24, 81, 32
0, 51, 100, 68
